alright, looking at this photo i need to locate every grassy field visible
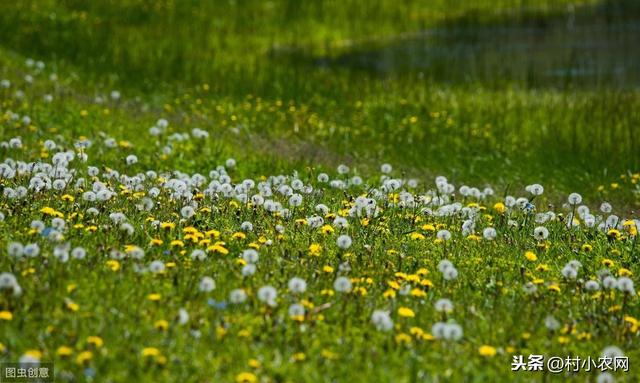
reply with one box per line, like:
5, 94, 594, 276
1, 0, 640, 382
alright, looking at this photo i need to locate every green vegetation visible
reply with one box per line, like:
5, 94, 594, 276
1, 1, 639, 382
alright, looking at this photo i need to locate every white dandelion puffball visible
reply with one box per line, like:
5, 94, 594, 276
257, 285, 278, 306
199, 277, 216, 292
336, 234, 352, 250
371, 310, 394, 331
567, 192, 582, 205
333, 276, 352, 293
288, 277, 307, 294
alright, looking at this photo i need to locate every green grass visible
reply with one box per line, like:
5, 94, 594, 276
1, 0, 639, 199
1, 1, 640, 382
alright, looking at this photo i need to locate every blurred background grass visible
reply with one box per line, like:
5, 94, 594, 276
0, 0, 639, 200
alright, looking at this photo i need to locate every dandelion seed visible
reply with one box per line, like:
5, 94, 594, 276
149, 260, 165, 274
533, 226, 549, 240
482, 227, 497, 240
257, 285, 277, 306
567, 193, 582, 205
288, 303, 305, 318
544, 315, 560, 331
371, 310, 394, 331
229, 289, 247, 304
199, 277, 216, 293
336, 235, 352, 250
333, 276, 352, 293
288, 277, 307, 294
241, 249, 259, 264
434, 298, 454, 313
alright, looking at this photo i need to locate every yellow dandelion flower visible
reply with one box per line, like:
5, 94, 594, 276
57, 346, 73, 357
148, 293, 162, 301
160, 222, 175, 230
65, 301, 79, 312
410, 232, 425, 240
0, 311, 13, 321
154, 319, 169, 331
150, 238, 164, 246
320, 224, 335, 234
421, 224, 436, 232
308, 243, 322, 256
142, 347, 160, 357
170, 240, 184, 247
618, 268, 633, 277
395, 333, 412, 345
548, 284, 561, 293
478, 345, 497, 357
87, 336, 104, 348
106, 260, 120, 272
207, 243, 229, 255
235, 372, 258, 383
398, 307, 415, 318
383, 289, 396, 299
76, 351, 93, 365
24, 350, 42, 360
524, 251, 537, 262
493, 202, 506, 214
321, 349, 338, 360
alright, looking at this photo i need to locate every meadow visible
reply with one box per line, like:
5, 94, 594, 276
1, 0, 639, 382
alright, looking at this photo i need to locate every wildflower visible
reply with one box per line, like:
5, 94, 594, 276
434, 298, 454, 313
398, 307, 415, 318
230, 289, 247, 304
154, 319, 169, 331
257, 285, 278, 307
142, 347, 160, 357
371, 310, 394, 331
544, 316, 560, 331
235, 372, 257, 383
436, 230, 452, 241
308, 243, 322, 256
584, 280, 600, 291
336, 235, 352, 249
567, 193, 582, 205
482, 227, 497, 240
87, 336, 104, 348
57, 346, 73, 357
288, 303, 305, 320
524, 251, 537, 262
76, 351, 93, 365
241, 249, 259, 264
601, 346, 624, 359
617, 277, 635, 294
0, 311, 13, 321
533, 226, 549, 240
288, 277, 307, 294
148, 293, 162, 301
478, 345, 497, 357
199, 277, 216, 292
493, 202, 506, 214
333, 276, 352, 293
149, 261, 165, 273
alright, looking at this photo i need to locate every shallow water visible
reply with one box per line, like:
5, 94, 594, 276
277, 4, 640, 89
